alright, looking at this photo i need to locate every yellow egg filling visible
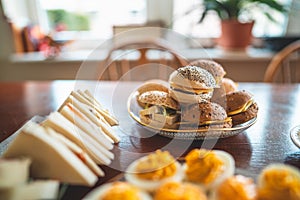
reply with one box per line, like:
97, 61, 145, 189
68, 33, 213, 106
217, 175, 257, 200
154, 181, 207, 200
258, 169, 300, 200
102, 182, 140, 200
135, 150, 177, 180
185, 149, 224, 184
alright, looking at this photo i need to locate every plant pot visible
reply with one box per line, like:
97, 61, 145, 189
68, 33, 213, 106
217, 20, 254, 50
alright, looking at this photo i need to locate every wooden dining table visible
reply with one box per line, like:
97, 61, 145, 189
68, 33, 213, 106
0, 80, 300, 199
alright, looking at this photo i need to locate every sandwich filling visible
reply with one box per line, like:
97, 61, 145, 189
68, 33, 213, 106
140, 105, 179, 125
227, 99, 254, 116
180, 117, 232, 127
170, 84, 214, 95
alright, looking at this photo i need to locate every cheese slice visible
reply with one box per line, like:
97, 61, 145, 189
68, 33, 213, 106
228, 99, 254, 116
170, 83, 214, 94
179, 117, 232, 126
199, 117, 232, 126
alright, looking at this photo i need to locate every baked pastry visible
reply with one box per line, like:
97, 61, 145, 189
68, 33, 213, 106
136, 80, 169, 107
226, 90, 258, 126
211, 77, 238, 107
138, 91, 180, 129
169, 66, 217, 103
190, 59, 226, 85
222, 77, 238, 94
136, 80, 169, 96
181, 100, 232, 129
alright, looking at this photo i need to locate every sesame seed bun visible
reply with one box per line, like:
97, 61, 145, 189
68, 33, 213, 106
168, 66, 217, 103
226, 90, 258, 125
190, 60, 226, 85
169, 66, 217, 89
222, 78, 238, 94
226, 90, 253, 113
230, 102, 258, 126
181, 101, 232, 128
138, 91, 179, 110
136, 80, 169, 96
136, 80, 170, 108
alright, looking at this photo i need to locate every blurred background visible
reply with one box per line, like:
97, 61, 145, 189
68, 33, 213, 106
0, 0, 299, 81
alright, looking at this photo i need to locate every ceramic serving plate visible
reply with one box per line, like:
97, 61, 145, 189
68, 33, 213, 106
127, 91, 257, 140
290, 125, 300, 148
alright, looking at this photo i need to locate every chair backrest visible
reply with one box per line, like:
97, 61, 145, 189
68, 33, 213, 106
99, 39, 188, 81
264, 40, 300, 83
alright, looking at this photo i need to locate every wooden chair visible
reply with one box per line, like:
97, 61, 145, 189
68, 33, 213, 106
264, 40, 300, 83
99, 39, 188, 81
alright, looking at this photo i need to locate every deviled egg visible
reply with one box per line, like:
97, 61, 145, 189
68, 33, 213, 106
183, 149, 235, 190
125, 150, 183, 192
257, 163, 300, 200
83, 181, 151, 200
154, 181, 207, 200
212, 175, 257, 200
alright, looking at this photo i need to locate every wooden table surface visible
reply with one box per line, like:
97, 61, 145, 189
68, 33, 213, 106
0, 80, 300, 199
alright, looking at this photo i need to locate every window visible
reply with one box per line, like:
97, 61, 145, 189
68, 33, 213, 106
2, 0, 147, 40
2, 0, 292, 50
40, 0, 146, 40
172, 0, 290, 38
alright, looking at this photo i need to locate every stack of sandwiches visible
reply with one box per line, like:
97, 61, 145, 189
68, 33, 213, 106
136, 60, 258, 130
2, 89, 119, 187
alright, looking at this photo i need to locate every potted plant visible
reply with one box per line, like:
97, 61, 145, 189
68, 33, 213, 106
193, 0, 287, 50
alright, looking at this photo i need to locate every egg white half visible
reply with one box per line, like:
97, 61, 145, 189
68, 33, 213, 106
125, 157, 184, 192
183, 150, 235, 191
83, 182, 152, 200
258, 163, 300, 188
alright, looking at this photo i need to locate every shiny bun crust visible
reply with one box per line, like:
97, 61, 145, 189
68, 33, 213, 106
190, 60, 226, 82
169, 66, 217, 89
137, 82, 169, 96
226, 90, 253, 113
230, 102, 258, 126
138, 91, 179, 110
181, 101, 229, 125
222, 78, 238, 94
